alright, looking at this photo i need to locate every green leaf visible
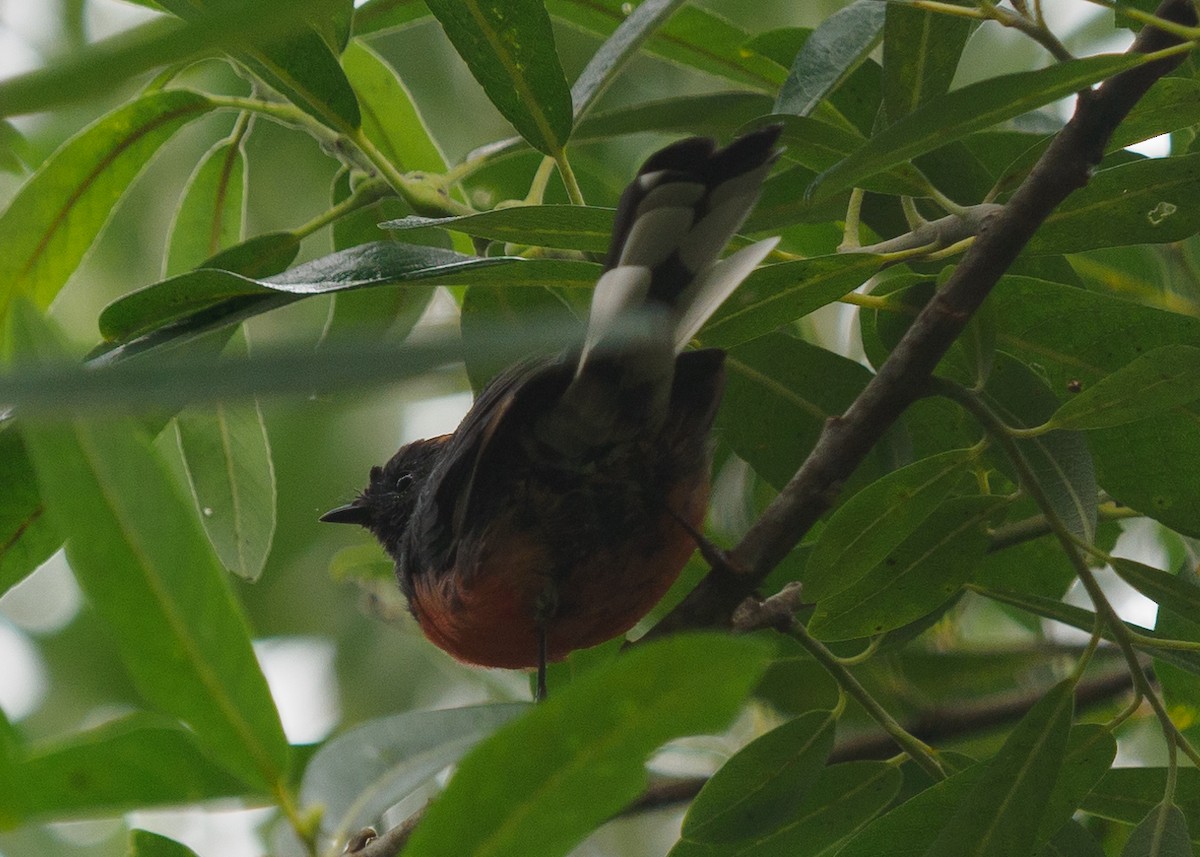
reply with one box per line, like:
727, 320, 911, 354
9, 716, 252, 825
307, 0, 354, 53
343, 39, 447, 172
1153, 563, 1200, 730
882, 1, 973, 122
129, 830, 201, 857
989, 277, 1200, 538
353, 0, 431, 36
98, 243, 533, 343
12, 307, 289, 790
461, 283, 582, 390
574, 92, 776, 141
427, 0, 572, 155
1110, 558, 1200, 623
158, 0, 361, 131
301, 703, 528, 843
0, 1, 344, 120
175, 395, 276, 583
744, 163, 849, 232
1029, 154, 1200, 254
719, 334, 875, 491
808, 53, 1141, 201
548, 0, 784, 91
1109, 77, 1200, 153
0, 429, 60, 598
670, 760, 901, 857
403, 634, 772, 857
834, 762, 987, 857
975, 587, 1200, 677
1038, 820, 1106, 857
323, 171, 438, 344
775, 0, 885, 117
384, 205, 616, 253
981, 353, 1098, 545
699, 254, 886, 350
1091, 416, 1200, 539
809, 495, 1005, 641
201, 231, 303, 279
1038, 725, 1118, 845
774, 117, 930, 195
165, 137, 247, 277
0, 119, 29, 173
241, 26, 363, 130
1045, 345, 1200, 430
570, 0, 686, 120
680, 710, 836, 844
803, 447, 979, 603
0, 90, 213, 319
922, 680, 1075, 857
1122, 802, 1193, 857
1083, 769, 1200, 833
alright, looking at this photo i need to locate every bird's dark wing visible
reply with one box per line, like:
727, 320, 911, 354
409, 356, 571, 570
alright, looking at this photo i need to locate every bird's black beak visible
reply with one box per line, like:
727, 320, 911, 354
320, 502, 371, 526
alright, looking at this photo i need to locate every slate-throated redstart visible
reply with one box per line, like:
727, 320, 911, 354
322, 126, 782, 697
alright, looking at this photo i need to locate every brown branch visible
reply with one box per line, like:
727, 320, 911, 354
345, 804, 426, 857
646, 0, 1199, 640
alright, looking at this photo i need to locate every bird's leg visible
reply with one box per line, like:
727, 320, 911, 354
533, 583, 558, 702
536, 626, 548, 702
667, 507, 742, 575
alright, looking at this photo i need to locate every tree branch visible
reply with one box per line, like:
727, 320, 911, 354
646, 0, 1198, 639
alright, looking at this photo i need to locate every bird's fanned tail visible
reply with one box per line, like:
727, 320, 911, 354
541, 125, 783, 457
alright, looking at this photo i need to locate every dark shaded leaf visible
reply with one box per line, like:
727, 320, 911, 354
882, 1, 974, 122
719, 334, 874, 490
384, 206, 616, 253
427, 0, 572, 154
803, 447, 979, 602
699, 254, 886, 349
548, 0, 784, 91
1029, 155, 1200, 254
680, 710, 836, 844
808, 54, 1140, 201
809, 495, 1005, 641
775, 0, 885, 117
1121, 802, 1193, 856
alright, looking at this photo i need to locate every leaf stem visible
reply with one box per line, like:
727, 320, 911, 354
525, 155, 559, 204
941, 379, 1200, 768
788, 621, 946, 780
554, 149, 586, 206
293, 178, 391, 240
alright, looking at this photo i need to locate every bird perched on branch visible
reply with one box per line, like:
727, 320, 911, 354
322, 126, 782, 697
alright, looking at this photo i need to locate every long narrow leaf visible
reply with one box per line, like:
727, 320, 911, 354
808, 54, 1141, 201
775, 0, 886, 117
403, 635, 771, 857
12, 306, 289, 790
427, 0, 573, 154
570, 0, 686, 119
0, 90, 213, 318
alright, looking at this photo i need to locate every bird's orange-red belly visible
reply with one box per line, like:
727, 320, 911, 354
408, 477, 708, 669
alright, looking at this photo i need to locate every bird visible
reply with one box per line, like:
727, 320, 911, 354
322, 126, 782, 698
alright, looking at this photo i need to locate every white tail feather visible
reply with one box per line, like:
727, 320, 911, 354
673, 237, 780, 350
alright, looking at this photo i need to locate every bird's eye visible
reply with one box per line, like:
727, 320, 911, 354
396, 473, 414, 490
